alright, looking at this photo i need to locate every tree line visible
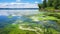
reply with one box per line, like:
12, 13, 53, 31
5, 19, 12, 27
38, 0, 60, 9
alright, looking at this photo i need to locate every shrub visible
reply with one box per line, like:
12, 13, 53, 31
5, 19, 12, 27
45, 7, 55, 12
58, 6, 60, 9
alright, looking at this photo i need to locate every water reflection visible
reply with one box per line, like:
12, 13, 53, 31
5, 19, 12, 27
0, 10, 39, 16
0, 10, 39, 28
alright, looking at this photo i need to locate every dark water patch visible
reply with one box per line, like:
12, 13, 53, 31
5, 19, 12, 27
0, 16, 19, 28
0, 8, 39, 10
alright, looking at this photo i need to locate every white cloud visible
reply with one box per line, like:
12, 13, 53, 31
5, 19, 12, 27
42, 0, 44, 1
35, 1, 38, 4
16, 0, 21, 2
0, 3, 38, 8
10, 2, 29, 4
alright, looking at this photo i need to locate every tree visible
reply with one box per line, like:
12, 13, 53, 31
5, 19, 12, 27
38, 4, 43, 9
38, 4, 41, 9
38, 0, 60, 9
53, 0, 59, 9
43, 0, 47, 8
48, 0, 53, 7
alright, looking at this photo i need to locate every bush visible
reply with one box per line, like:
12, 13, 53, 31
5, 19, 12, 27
58, 6, 60, 9
45, 7, 55, 12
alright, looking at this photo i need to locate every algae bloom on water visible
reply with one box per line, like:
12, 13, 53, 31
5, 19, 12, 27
8, 15, 13, 18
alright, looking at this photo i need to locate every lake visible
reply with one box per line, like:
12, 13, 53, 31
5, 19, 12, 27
0, 9, 39, 28
0, 9, 60, 33
0, 9, 39, 16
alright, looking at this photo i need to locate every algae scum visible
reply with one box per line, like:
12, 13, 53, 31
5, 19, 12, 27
0, 10, 60, 34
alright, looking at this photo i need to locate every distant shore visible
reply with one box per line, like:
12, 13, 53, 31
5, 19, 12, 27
0, 8, 39, 10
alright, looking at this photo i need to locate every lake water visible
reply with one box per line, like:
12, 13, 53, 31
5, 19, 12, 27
0, 9, 39, 28
0, 10, 39, 16
0, 9, 60, 31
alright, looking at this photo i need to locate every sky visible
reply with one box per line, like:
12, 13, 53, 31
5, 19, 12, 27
0, 0, 44, 8
0, 0, 43, 3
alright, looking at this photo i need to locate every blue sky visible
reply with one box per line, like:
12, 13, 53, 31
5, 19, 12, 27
0, 0, 44, 8
0, 0, 43, 3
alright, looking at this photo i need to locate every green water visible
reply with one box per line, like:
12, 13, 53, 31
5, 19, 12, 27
0, 10, 60, 34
